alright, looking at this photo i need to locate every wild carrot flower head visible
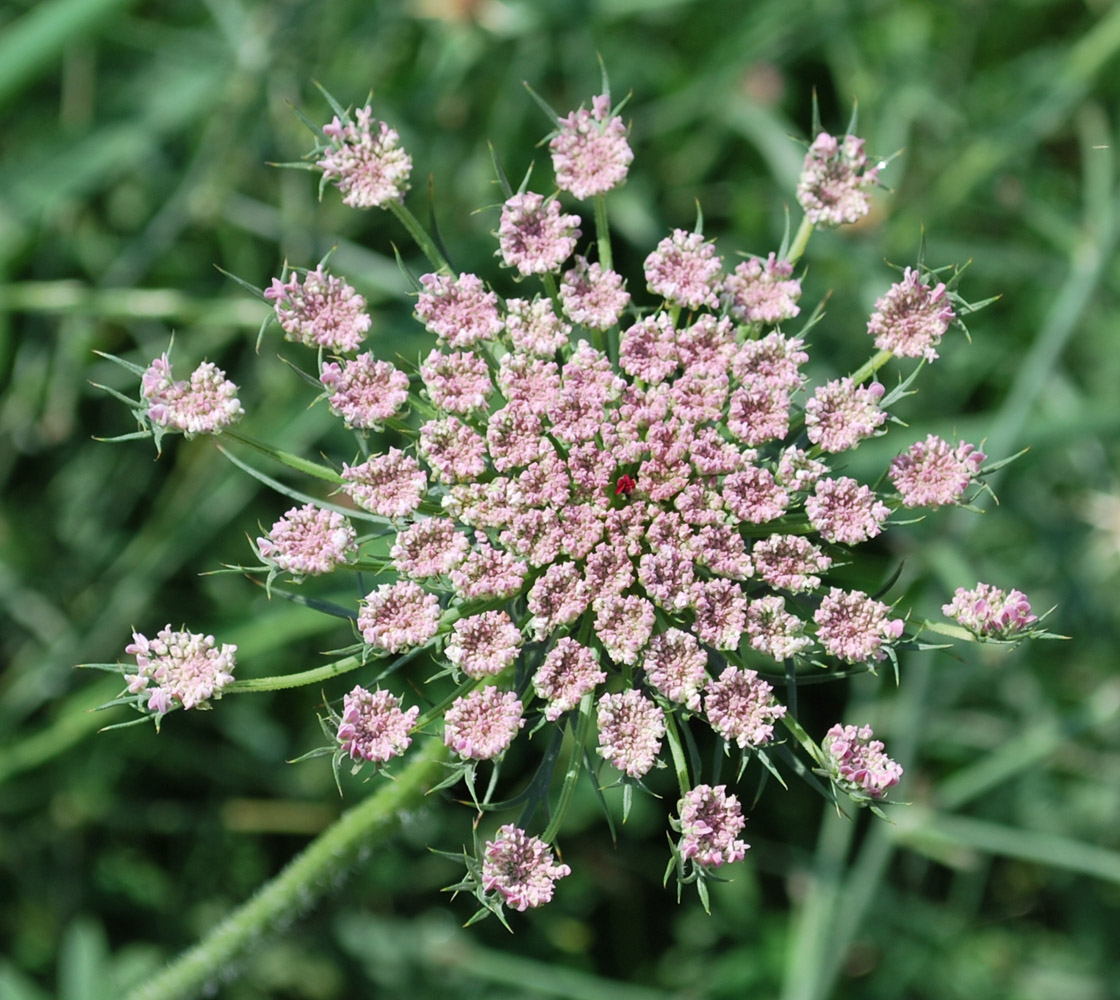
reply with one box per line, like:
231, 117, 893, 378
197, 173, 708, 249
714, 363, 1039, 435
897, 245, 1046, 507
796, 131, 881, 227
98, 83, 1051, 918
336, 685, 419, 763
317, 106, 412, 208
257, 503, 357, 578
942, 583, 1037, 639
265, 267, 371, 352
550, 93, 634, 199
823, 723, 903, 799
482, 825, 571, 911
676, 784, 749, 869
125, 626, 237, 716
141, 355, 243, 437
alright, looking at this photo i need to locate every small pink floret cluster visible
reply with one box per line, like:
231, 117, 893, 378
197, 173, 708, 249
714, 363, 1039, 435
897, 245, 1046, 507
265, 267, 371, 353
824, 723, 903, 799
317, 106, 412, 209
677, 784, 749, 869
868, 267, 956, 362
549, 94, 633, 200
796, 132, 881, 227
141, 354, 243, 437
482, 824, 571, 911
889, 435, 985, 508
257, 503, 357, 578
125, 625, 237, 715
943, 583, 1037, 639
336, 685, 419, 763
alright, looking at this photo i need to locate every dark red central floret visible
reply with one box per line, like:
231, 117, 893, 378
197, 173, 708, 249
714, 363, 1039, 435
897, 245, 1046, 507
614, 474, 637, 496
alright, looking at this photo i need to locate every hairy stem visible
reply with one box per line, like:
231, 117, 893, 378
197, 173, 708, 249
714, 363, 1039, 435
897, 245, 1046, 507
124, 738, 448, 1000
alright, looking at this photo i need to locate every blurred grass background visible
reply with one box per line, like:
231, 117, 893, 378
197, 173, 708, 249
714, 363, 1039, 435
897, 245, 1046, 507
2, 0, 1119, 997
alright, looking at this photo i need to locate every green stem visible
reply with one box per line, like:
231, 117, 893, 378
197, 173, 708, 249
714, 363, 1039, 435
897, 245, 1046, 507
593, 194, 612, 272
226, 654, 364, 693
220, 429, 344, 484
542, 691, 595, 843
662, 709, 691, 801
787, 215, 814, 266
123, 738, 449, 1000
388, 201, 453, 275
848, 348, 893, 385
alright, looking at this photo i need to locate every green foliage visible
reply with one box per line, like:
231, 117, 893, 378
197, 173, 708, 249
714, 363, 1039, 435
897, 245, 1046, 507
3, 1, 1120, 998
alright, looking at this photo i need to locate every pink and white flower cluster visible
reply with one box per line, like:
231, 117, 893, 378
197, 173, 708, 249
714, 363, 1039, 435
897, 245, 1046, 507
111, 90, 1042, 917
125, 626, 237, 716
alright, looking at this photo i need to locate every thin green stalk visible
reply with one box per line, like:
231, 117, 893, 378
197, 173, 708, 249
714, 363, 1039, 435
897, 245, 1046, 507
123, 737, 449, 1000
593, 194, 612, 271
662, 709, 691, 800
226, 653, 364, 693
541, 691, 596, 843
786, 215, 814, 266
387, 201, 453, 274
848, 348, 893, 385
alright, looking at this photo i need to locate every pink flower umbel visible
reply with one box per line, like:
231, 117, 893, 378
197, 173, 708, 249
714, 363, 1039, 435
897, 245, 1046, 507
796, 132, 881, 227
823, 723, 903, 799
257, 503, 357, 578
317, 106, 411, 208
814, 588, 904, 664
596, 688, 666, 778
415, 272, 504, 348
752, 534, 833, 593
723, 254, 802, 325
320, 353, 410, 430
643, 628, 709, 712
805, 378, 886, 453
644, 229, 723, 310
125, 626, 236, 716
704, 666, 787, 749
560, 256, 631, 329
942, 583, 1037, 639
482, 824, 571, 911
445, 610, 523, 678
676, 785, 749, 869
868, 267, 956, 362
97, 83, 1049, 920
141, 355, 243, 437
358, 580, 441, 653
889, 435, 986, 508
443, 688, 525, 760
265, 267, 371, 352
533, 637, 606, 721
806, 476, 890, 545
336, 686, 419, 763
341, 449, 427, 518
498, 192, 582, 276
550, 94, 634, 199
746, 596, 812, 661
